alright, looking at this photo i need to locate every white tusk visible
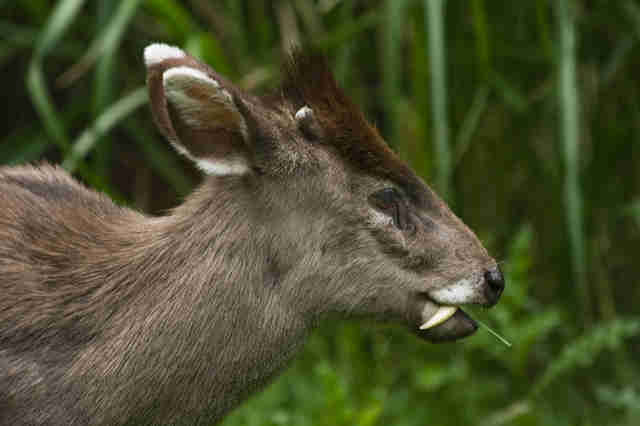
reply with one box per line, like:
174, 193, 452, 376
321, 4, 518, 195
419, 306, 458, 330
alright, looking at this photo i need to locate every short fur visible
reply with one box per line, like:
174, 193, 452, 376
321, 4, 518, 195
0, 46, 501, 425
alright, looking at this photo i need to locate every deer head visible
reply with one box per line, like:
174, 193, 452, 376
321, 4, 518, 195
144, 43, 504, 342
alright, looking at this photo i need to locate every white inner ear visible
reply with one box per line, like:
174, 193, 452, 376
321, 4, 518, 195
144, 43, 186, 66
195, 159, 249, 176
163, 67, 234, 113
295, 105, 313, 120
162, 66, 249, 177
170, 142, 249, 177
163, 66, 235, 128
163, 66, 220, 90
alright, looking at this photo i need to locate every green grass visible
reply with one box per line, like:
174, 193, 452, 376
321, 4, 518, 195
2, 1, 640, 424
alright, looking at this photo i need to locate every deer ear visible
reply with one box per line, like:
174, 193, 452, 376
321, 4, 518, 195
144, 44, 250, 176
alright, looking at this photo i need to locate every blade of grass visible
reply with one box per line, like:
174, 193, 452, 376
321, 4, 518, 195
480, 401, 531, 426
471, 0, 491, 82
276, 0, 301, 51
57, 0, 142, 87
409, 8, 432, 179
455, 85, 491, 167
92, 0, 118, 180
424, 0, 451, 201
536, 0, 553, 61
294, 0, 323, 38
332, 0, 357, 84
27, 0, 87, 152
531, 318, 640, 396
382, 0, 409, 160
556, 0, 589, 325
475, 318, 512, 348
27, 63, 68, 150
600, 1, 640, 86
224, 0, 250, 59
32, 0, 86, 57
63, 87, 148, 172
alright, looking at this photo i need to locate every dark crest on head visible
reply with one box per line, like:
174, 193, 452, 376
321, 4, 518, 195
280, 49, 431, 206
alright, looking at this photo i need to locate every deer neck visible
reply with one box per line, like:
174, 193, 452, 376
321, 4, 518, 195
79, 181, 311, 422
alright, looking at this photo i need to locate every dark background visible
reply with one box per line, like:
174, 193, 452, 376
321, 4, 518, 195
2, 1, 639, 425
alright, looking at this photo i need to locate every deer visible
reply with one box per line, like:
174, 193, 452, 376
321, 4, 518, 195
0, 44, 505, 425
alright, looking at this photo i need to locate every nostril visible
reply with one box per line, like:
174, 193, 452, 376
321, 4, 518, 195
484, 266, 505, 301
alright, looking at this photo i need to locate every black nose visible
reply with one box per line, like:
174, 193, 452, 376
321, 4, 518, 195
484, 266, 505, 305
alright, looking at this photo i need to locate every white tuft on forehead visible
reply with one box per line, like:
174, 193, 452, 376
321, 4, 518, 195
144, 43, 186, 66
295, 105, 313, 120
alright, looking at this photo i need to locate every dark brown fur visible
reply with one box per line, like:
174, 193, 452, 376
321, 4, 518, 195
281, 51, 434, 207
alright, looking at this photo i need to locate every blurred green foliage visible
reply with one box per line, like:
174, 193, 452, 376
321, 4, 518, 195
2, 1, 639, 425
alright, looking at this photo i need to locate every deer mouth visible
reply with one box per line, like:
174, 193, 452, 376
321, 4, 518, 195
411, 294, 478, 342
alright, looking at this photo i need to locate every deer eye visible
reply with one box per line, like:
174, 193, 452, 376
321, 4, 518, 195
368, 188, 409, 230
